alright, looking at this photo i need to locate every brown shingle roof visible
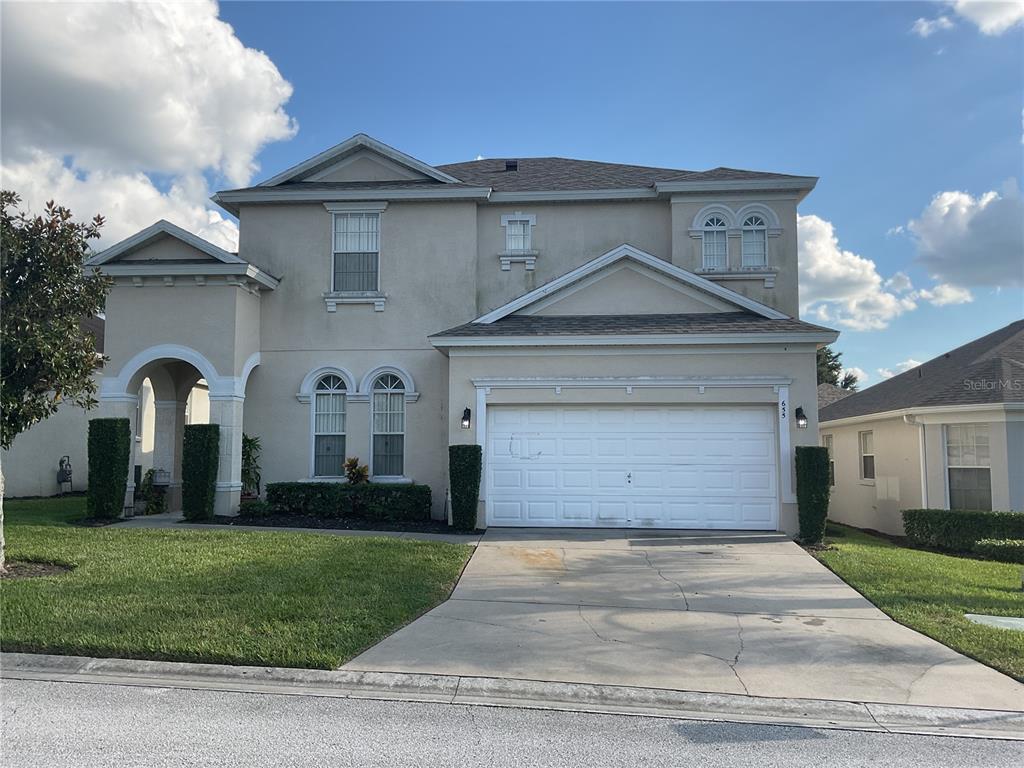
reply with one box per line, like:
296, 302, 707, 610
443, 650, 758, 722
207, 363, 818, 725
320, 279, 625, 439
818, 383, 854, 408
436, 158, 809, 192
432, 312, 833, 339
819, 320, 1024, 422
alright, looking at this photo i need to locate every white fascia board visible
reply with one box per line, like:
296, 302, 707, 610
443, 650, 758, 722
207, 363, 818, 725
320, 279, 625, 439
212, 186, 492, 215
96, 262, 279, 289
488, 188, 658, 203
472, 243, 791, 323
820, 402, 1023, 428
86, 220, 245, 267
655, 177, 818, 194
471, 375, 792, 390
430, 331, 837, 348
258, 133, 462, 187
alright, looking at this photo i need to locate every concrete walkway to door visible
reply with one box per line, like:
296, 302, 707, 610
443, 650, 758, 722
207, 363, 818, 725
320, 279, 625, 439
344, 528, 1024, 710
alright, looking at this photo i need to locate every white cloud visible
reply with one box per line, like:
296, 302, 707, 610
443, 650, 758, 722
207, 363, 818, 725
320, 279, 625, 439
911, 16, 955, 37
915, 283, 974, 305
948, 0, 1024, 35
798, 214, 918, 331
0, 0, 297, 249
842, 366, 869, 385
878, 359, 924, 379
905, 181, 1024, 288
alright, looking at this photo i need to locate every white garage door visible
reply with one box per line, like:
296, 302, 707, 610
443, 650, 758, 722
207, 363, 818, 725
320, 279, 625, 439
486, 405, 778, 529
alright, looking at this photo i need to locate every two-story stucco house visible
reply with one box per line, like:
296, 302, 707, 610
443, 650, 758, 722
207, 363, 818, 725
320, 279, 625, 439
16, 134, 838, 533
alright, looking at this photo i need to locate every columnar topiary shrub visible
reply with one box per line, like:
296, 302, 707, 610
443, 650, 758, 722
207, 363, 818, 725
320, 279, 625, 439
795, 445, 831, 544
86, 417, 131, 520
182, 424, 220, 521
449, 444, 482, 531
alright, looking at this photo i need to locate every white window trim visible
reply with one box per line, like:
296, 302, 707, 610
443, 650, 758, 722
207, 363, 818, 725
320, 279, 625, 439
323, 202, 387, 311
858, 430, 875, 483
740, 215, 769, 269
700, 216, 729, 271
943, 423, 992, 510
370, 374, 407, 480
499, 212, 538, 271
311, 375, 348, 480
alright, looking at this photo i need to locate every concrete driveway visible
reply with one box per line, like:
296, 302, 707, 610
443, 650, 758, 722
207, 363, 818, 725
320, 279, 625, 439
345, 529, 1024, 710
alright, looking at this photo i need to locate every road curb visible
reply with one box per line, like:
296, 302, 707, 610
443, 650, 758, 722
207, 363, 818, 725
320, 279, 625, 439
3, 652, 1022, 740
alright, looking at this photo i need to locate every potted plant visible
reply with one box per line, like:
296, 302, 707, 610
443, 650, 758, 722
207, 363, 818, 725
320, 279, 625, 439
241, 433, 262, 501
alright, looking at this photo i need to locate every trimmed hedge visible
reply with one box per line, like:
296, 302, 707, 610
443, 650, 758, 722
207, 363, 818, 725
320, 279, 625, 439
972, 539, 1024, 564
182, 424, 220, 521
87, 418, 131, 520
449, 444, 482, 531
795, 445, 831, 545
902, 508, 1024, 553
265, 481, 432, 522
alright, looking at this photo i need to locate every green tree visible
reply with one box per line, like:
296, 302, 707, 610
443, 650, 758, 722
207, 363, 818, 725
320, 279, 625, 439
817, 346, 858, 391
0, 191, 110, 572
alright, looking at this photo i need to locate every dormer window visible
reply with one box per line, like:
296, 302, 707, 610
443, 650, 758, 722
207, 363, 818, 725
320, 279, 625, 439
701, 216, 728, 270
741, 215, 767, 268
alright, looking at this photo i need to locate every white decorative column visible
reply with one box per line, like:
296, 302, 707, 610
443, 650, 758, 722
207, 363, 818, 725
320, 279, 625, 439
209, 394, 244, 516
153, 399, 187, 511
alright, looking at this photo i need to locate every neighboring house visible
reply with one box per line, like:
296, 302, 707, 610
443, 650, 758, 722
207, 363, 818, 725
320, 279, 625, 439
819, 321, 1024, 535
14, 133, 838, 533
817, 382, 853, 409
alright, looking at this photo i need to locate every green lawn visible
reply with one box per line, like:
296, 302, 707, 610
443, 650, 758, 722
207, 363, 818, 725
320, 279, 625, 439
1, 497, 472, 669
815, 524, 1024, 681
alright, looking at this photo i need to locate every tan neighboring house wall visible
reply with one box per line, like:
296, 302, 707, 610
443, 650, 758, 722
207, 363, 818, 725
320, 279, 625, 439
821, 405, 1023, 536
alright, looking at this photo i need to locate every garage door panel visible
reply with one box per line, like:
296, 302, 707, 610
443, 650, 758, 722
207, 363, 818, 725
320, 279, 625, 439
486, 405, 778, 530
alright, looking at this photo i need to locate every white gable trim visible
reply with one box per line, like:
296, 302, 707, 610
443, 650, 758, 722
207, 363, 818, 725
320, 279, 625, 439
473, 244, 790, 324
519, 259, 737, 316
86, 220, 245, 267
259, 133, 461, 187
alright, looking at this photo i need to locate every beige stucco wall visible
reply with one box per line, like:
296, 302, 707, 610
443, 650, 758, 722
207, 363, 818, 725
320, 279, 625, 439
821, 408, 1023, 535
821, 416, 923, 536
445, 342, 819, 534
669, 196, 799, 317
529, 263, 734, 316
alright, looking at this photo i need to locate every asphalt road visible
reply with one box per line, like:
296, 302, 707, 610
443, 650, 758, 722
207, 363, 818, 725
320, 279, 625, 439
2, 678, 1020, 767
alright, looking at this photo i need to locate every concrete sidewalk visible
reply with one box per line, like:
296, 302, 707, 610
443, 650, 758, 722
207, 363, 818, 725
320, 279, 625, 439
114, 512, 482, 545
4, 652, 1023, 740
344, 528, 1024, 710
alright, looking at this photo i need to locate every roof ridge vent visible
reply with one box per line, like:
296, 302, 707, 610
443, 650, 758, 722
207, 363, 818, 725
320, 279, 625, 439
504, 159, 519, 172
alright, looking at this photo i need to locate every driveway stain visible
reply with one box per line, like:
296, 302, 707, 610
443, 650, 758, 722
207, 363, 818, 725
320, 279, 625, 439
510, 547, 566, 571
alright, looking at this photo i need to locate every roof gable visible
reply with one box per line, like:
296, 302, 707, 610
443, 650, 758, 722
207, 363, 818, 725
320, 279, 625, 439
474, 244, 790, 324
521, 259, 738, 317
86, 220, 244, 267
259, 133, 460, 187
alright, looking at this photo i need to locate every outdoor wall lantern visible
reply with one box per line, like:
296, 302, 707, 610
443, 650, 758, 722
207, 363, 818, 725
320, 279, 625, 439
461, 408, 472, 429
795, 407, 808, 429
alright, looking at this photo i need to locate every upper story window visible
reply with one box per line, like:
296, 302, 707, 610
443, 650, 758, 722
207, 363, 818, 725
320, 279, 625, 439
505, 219, 531, 252
333, 212, 379, 293
741, 215, 767, 268
313, 374, 347, 477
701, 216, 728, 270
946, 423, 991, 510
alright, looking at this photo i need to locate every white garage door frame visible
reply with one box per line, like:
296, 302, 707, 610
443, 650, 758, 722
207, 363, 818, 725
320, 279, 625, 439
473, 376, 796, 529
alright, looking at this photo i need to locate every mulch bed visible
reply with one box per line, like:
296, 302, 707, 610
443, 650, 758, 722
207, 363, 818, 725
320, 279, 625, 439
1, 561, 73, 580
70, 518, 121, 528
202, 514, 481, 535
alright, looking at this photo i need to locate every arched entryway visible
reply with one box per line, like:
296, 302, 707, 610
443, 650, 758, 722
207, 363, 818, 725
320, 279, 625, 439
98, 344, 258, 515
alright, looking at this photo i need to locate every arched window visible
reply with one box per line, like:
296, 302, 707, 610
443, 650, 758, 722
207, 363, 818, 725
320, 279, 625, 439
372, 373, 405, 477
741, 214, 767, 268
313, 374, 346, 477
702, 215, 728, 270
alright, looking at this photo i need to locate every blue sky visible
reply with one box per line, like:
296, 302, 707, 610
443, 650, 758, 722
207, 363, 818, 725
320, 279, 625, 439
3, 1, 1022, 384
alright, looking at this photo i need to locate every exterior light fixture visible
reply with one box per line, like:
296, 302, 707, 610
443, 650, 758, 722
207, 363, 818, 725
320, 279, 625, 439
795, 407, 808, 429
461, 408, 472, 429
